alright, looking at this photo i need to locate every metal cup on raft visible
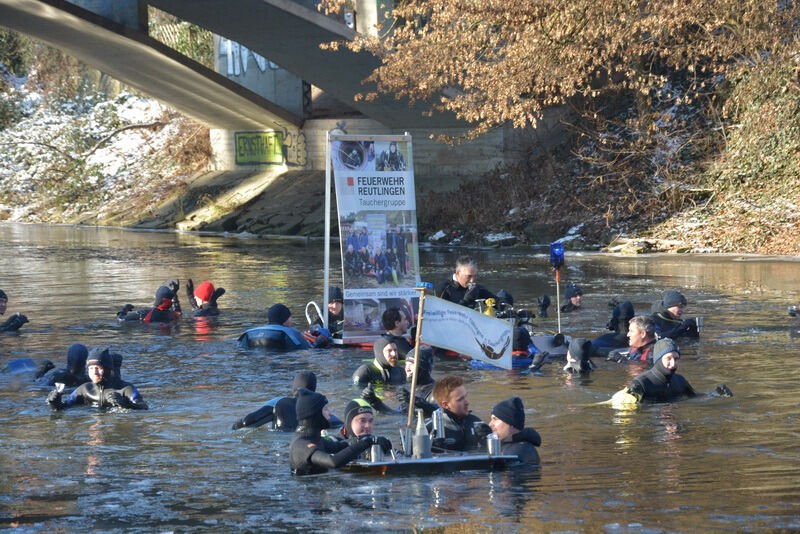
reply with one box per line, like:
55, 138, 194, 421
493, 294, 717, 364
486, 433, 500, 456
696, 316, 704, 333
431, 409, 444, 439
368, 443, 383, 463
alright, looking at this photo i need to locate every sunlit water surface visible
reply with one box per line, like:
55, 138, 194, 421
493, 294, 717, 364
1, 223, 799, 532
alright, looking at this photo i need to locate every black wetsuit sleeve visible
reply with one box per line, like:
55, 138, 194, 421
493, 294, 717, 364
352, 365, 372, 386
309, 439, 372, 469
0, 313, 28, 331
237, 405, 274, 429
116, 385, 148, 410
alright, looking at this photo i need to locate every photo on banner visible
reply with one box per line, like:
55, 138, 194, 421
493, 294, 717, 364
330, 135, 421, 343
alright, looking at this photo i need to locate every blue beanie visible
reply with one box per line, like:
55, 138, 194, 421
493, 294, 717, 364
662, 290, 687, 308
652, 338, 680, 363
267, 303, 292, 325
492, 397, 525, 430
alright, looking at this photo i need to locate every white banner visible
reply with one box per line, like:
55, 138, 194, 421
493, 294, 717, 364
329, 134, 421, 344
420, 296, 513, 370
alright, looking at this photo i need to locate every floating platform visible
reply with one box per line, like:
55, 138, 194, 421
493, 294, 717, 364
343, 453, 520, 475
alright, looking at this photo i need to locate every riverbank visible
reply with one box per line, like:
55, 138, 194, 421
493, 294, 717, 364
1, 69, 798, 255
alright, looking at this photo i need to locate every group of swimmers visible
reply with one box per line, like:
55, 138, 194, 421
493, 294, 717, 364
5, 252, 771, 476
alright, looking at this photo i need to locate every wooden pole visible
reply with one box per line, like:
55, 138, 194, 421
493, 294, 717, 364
406, 285, 430, 428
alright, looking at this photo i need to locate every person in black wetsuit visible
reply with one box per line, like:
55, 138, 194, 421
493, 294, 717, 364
560, 283, 583, 313
429, 375, 491, 452
35, 343, 90, 387
361, 346, 438, 416
591, 300, 636, 356
185, 279, 225, 317
607, 315, 658, 363
488, 397, 542, 465
0, 289, 28, 332
381, 307, 413, 354
628, 338, 696, 402
563, 338, 596, 374
117, 281, 182, 324
231, 371, 331, 431
289, 388, 391, 475
650, 290, 700, 340
436, 256, 496, 310
46, 347, 148, 410
352, 337, 405, 387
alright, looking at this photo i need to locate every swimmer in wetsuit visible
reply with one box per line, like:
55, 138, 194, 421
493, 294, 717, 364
232, 371, 320, 431
380, 307, 413, 355
0, 289, 28, 332
117, 281, 182, 324
288, 388, 390, 475
352, 337, 406, 387
46, 347, 148, 410
650, 290, 700, 341
185, 279, 225, 317
488, 397, 542, 465
428, 375, 492, 452
35, 343, 90, 388
436, 256, 496, 310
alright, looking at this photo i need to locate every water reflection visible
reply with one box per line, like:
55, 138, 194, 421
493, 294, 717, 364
1, 223, 800, 531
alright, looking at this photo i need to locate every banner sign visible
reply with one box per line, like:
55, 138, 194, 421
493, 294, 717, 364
329, 134, 421, 344
420, 296, 513, 370
235, 131, 284, 165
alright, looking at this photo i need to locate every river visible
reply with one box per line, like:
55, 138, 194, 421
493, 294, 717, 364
1, 223, 799, 532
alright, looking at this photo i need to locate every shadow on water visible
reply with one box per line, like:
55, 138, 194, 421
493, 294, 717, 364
1, 223, 800, 531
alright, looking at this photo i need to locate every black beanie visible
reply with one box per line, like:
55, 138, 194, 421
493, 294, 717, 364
492, 397, 525, 431
568, 338, 593, 362
86, 347, 114, 380
267, 303, 292, 325
292, 371, 317, 395
373, 336, 393, 366
652, 337, 680, 364
0, 289, 7, 301
662, 290, 687, 308
565, 283, 583, 299
328, 286, 344, 302
294, 387, 328, 421
343, 398, 373, 437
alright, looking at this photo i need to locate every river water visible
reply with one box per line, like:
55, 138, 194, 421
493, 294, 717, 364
1, 223, 799, 532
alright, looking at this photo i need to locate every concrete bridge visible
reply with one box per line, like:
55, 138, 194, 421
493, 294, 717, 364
0, 0, 462, 130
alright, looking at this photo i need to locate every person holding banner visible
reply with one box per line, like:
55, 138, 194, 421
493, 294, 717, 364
352, 337, 406, 387
437, 256, 496, 310
429, 375, 492, 452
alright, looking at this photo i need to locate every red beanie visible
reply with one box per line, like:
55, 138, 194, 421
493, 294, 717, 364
194, 281, 215, 302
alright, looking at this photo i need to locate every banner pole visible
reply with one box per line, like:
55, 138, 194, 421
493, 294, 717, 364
407, 285, 429, 428
555, 268, 561, 333
323, 132, 332, 329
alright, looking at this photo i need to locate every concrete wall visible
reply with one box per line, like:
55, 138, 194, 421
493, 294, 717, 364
213, 35, 305, 118
209, 105, 569, 192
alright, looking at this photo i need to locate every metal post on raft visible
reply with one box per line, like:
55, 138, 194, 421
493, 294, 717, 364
323, 131, 333, 329
407, 282, 433, 429
550, 241, 565, 334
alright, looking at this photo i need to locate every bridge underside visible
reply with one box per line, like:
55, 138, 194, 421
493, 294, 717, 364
147, 0, 464, 129
0, 0, 302, 131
